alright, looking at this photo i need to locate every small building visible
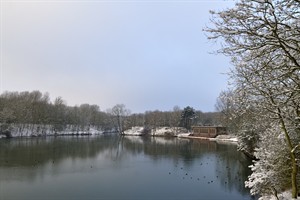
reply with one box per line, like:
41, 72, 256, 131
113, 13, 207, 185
191, 126, 227, 138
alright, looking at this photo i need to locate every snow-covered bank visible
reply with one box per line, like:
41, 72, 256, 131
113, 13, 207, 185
123, 126, 146, 136
0, 124, 108, 138
178, 133, 238, 143
123, 126, 238, 143
123, 126, 188, 137
151, 127, 188, 136
258, 190, 293, 200
212, 134, 238, 142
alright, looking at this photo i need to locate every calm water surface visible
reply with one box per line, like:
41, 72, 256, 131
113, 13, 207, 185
0, 135, 256, 200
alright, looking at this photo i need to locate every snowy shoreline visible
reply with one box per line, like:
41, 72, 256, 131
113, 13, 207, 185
0, 124, 111, 139
177, 134, 238, 143
1, 125, 238, 144
123, 126, 238, 143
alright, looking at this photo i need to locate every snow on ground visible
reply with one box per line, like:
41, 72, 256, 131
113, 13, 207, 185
176, 132, 238, 143
123, 126, 145, 136
259, 190, 294, 200
177, 133, 191, 137
1, 124, 105, 138
123, 127, 238, 143
123, 126, 188, 137
2, 124, 238, 144
150, 127, 185, 136
151, 127, 171, 136
85, 128, 103, 135
213, 134, 238, 142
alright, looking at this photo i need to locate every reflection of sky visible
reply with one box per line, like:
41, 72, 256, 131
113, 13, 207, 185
0, 136, 255, 200
1, 1, 235, 113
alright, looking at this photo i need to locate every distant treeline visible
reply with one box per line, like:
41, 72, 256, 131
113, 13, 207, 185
0, 90, 221, 132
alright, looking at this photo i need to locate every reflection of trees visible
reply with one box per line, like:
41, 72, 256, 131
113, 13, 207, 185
121, 137, 253, 196
0, 135, 253, 196
214, 143, 253, 196
0, 136, 119, 168
121, 137, 217, 165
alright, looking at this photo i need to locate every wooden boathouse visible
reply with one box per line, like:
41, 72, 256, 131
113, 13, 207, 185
191, 126, 227, 138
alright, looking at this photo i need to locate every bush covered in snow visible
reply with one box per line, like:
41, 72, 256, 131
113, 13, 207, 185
245, 124, 292, 198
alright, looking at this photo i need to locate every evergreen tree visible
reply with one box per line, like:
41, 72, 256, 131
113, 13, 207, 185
180, 106, 195, 130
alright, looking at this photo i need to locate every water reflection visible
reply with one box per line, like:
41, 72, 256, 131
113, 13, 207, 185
121, 136, 252, 195
0, 136, 255, 200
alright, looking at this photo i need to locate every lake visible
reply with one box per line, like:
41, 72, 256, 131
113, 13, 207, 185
0, 135, 256, 200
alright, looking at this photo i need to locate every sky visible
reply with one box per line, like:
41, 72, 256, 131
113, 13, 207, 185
0, 0, 235, 113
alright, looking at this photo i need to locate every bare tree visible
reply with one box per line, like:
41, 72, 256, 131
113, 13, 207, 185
169, 106, 181, 128
110, 104, 131, 134
206, 0, 300, 198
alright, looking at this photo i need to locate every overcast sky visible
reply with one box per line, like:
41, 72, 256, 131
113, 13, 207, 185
1, 0, 234, 113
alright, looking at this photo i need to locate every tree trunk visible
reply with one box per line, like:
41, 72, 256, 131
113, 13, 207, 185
272, 187, 280, 200
291, 152, 298, 199
280, 117, 298, 198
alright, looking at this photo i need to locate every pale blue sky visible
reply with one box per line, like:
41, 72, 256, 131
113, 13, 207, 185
1, 0, 234, 113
